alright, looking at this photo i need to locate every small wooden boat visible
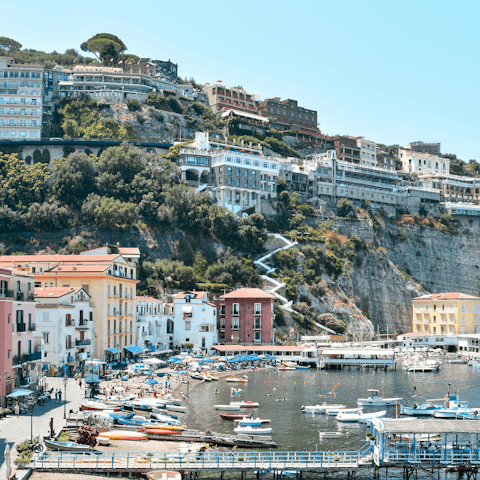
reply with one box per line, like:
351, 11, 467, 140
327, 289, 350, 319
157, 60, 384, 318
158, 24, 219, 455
146, 471, 182, 480
326, 407, 361, 417
234, 425, 272, 435
319, 431, 343, 440
81, 401, 122, 411
139, 429, 182, 435
215, 404, 241, 411
230, 401, 259, 408
98, 431, 147, 441
142, 423, 186, 431
220, 413, 252, 420
226, 375, 248, 383
44, 439, 92, 452
166, 404, 186, 413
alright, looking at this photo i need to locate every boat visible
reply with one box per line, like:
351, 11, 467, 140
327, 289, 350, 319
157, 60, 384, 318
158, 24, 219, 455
236, 418, 269, 427
235, 417, 271, 424
358, 410, 387, 423
146, 470, 182, 480
234, 426, 272, 435
139, 429, 182, 435
209, 373, 219, 381
404, 360, 440, 372
325, 407, 361, 417
230, 401, 259, 408
400, 403, 441, 416
142, 423, 186, 431
98, 431, 147, 441
166, 404, 186, 413
279, 364, 296, 371
44, 439, 93, 452
80, 401, 123, 411
151, 413, 181, 425
201, 373, 212, 382
433, 407, 475, 419
295, 365, 310, 370
318, 432, 343, 440
220, 413, 252, 420
357, 389, 403, 406
215, 404, 241, 411
301, 403, 346, 414
336, 410, 363, 422
226, 375, 249, 383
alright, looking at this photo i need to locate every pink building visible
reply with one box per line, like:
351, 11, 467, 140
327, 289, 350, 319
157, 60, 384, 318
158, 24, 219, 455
0, 268, 14, 407
217, 288, 275, 344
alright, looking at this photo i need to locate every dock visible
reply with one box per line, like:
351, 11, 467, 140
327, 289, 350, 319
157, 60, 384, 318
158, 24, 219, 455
321, 348, 397, 370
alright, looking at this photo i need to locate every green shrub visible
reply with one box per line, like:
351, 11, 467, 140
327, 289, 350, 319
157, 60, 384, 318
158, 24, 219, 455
127, 99, 142, 112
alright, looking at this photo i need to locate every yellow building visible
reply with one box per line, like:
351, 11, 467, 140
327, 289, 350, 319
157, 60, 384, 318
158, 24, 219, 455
0, 251, 139, 360
413, 293, 480, 335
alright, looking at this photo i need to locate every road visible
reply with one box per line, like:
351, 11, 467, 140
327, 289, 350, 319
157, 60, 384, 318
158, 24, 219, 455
0, 376, 86, 478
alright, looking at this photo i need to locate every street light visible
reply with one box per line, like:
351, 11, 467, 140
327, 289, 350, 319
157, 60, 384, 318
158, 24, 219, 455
29, 394, 37, 443
63, 375, 68, 419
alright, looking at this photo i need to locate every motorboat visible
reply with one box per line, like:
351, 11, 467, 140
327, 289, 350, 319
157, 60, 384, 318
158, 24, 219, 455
400, 403, 441, 416
279, 363, 296, 371
44, 439, 93, 452
336, 410, 363, 422
358, 410, 387, 423
295, 365, 310, 370
318, 431, 343, 440
151, 413, 181, 425
325, 407, 361, 417
433, 407, 475, 419
215, 404, 241, 411
234, 425, 272, 435
357, 389, 403, 406
98, 431, 147, 441
166, 404, 186, 413
230, 401, 259, 408
301, 403, 346, 414
80, 401, 123, 411
235, 417, 271, 426
404, 359, 440, 372
220, 413, 252, 420
226, 375, 249, 383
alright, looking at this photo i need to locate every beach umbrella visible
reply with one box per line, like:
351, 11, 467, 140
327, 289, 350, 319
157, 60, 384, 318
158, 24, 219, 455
145, 379, 158, 385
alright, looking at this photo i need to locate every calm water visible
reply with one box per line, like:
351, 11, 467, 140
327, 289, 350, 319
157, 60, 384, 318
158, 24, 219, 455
183, 361, 480, 452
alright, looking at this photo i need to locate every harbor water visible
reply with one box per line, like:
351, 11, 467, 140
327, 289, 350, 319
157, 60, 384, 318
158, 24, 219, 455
183, 361, 480, 451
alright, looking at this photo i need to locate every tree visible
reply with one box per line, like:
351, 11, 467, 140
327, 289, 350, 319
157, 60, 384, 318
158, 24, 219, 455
0, 37, 22, 54
337, 198, 353, 217
127, 99, 141, 112
24, 202, 70, 231
237, 214, 268, 253
81, 194, 139, 229
80, 33, 127, 65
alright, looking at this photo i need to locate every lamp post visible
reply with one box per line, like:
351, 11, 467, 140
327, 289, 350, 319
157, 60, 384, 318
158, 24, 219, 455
63, 375, 68, 419
29, 399, 35, 443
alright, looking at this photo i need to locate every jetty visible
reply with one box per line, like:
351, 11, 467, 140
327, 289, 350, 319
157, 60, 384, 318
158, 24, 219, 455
321, 348, 396, 369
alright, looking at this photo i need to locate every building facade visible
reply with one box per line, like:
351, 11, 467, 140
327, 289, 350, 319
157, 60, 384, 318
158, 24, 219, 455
407, 141, 441, 156
0, 269, 14, 407
173, 291, 217, 351
136, 296, 173, 353
217, 288, 275, 344
204, 84, 259, 114
34, 287, 93, 375
0, 56, 44, 140
398, 148, 450, 175
413, 293, 480, 335
356, 138, 377, 167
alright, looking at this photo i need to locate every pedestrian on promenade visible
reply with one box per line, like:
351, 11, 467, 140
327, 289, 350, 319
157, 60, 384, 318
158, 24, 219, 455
55, 390, 59, 403
59, 389, 62, 403
79, 379, 82, 389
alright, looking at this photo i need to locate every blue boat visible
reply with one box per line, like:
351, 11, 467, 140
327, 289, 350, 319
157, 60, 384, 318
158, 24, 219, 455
400, 403, 442, 416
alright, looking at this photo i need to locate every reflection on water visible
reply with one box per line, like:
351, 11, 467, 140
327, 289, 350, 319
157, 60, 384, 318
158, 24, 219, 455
183, 362, 480, 451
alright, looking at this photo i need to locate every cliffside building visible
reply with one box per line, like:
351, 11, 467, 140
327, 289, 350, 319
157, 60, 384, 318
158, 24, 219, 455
398, 147, 449, 175
407, 141, 441, 156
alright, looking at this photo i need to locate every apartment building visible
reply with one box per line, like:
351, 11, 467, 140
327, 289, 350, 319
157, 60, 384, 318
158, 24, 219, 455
407, 141, 441, 156
0, 251, 138, 360
398, 148, 450, 175
419, 172, 480, 204
0, 269, 14, 407
279, 159, 317, 198
204, 84, 259, 114
173, 291, 217, 352
178, 132, 280, 214
135, 296, 173, 353
0, 56, 44, 140
129, 58, 178, 81
257, 97, 318, 132
34, 287, 93, 375
217, 288, 275, 344
376, 151, 397, 171
413, 293, 480, 335
356, 138, 377, 167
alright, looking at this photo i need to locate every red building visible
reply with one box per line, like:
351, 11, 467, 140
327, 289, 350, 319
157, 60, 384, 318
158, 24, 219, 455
0, 268, 14, 407
217, 288, 274, 344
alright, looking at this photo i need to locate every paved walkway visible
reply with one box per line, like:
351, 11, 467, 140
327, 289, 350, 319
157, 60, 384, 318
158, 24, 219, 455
0, 377, 86, 479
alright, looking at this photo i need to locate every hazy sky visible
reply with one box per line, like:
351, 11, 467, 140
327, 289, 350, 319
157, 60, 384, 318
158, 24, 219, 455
3, 0, 479, 159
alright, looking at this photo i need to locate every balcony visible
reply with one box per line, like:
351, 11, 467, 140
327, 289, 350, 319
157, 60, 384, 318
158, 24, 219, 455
75, 340, 91, 346
76, 320, 89, 328
66, 320, 75, 327
232, 310, 240, 316
23, 351, 41, 362
0, 289, 14, 299
28, 323, 36, 331
16, 323, 26, 332
423, 320, 429, 325
65, 343, 73, 349
254, 310, 262, 316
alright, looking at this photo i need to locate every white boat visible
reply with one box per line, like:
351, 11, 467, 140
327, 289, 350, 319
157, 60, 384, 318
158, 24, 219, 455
357, 389, 403, 406
226, 375, 249, 383
336, 410, 363, 422
230, 401, 259, 408
215, 404, 241, 411
234, 425, 272, 435
358, 410, 387, 423
301, 403, 346, 414
166, 404, 186, 413
325, 407, 361, 417
319, 431, 343, 439
234, 417, 271, 425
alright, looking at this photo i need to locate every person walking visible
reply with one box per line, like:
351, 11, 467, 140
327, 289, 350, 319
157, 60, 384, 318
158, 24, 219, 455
79, 379, 82, 389
55, 389, 59, 404
58, 389, 62, 403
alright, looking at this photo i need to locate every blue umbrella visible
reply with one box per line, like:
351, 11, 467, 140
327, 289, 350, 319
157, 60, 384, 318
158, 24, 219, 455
145, 379, 158, 385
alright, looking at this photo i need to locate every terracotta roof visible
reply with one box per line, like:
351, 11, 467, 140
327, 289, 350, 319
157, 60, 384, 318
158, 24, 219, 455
0, 254, 121, 264
221, 288, 274, 299
401, 332, 431, 337
212, 345, 305, 352
35, 287, 83, 298
45, 264, 110, 273
136, 296, 162, 302
414, 292, 480, 301
119, 247, 140, 256
174, 291, 208, 299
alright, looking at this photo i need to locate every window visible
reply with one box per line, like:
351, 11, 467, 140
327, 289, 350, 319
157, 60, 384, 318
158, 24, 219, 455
43, 333, 49, 343
236, 168, 240, 176
228, 177, 232, 185
254, 303, 261, 315
232, 303, 239, 315
232, 317, 239, 329
254, 317, 261, 329
254, 331, 261, 342
244, 180, 248, 187
185, 321, 191, 330
235, 178, 240, 186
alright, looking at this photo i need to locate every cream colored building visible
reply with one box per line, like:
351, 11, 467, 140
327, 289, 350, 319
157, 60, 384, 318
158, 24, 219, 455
356, 138, 377, 167
399, 147, 450, 175
0, 56, 44, 140
0, 252, 138, 360
413, 292, 480, 335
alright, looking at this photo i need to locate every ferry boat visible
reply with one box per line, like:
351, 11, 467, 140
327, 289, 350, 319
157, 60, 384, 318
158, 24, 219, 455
357, 389, 403, 406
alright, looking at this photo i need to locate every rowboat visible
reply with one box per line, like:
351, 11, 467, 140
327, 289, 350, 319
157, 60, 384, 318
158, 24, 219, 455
336, 410, 363, 422
295, 365, 310, 370
301, 404, 346, 414
220, 413, 252, 420
81, 401, 122, 412
236, 418, 270, 426
141, 423, 186, 431
358, 410, 387, 423
226, 375, 249, 383
325, 407, 361, 417
234, 425, 272, 435
279, 366, 296, 371
230, 401, 259, 408
146, 471, 182, 480
215, 405, 241, 411
98, 431, 147, 441
400, 403, 441, 416
139, 429, 182, 435
318, 432, 343, 440
44, 439, 93, 452
166, 405, 186, 413
357, 389, 403, 406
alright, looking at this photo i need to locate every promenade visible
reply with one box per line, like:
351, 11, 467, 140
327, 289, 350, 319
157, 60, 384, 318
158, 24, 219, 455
0, 376, 85, 479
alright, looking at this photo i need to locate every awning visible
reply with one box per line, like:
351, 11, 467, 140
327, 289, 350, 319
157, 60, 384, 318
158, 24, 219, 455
6, 389, 34, 398
151, 349, 173, 355
105, 348, 121, 354
124, 346, 143, 355
182, 306, 193, 313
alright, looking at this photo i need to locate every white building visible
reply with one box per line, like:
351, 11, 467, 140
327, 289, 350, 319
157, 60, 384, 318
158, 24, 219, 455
135, 296, 173, 353
173, 291, 217, 352
398, 148, 450, 175
34, 287, 94, 374
356, 138, 377, 167
0, 56, 44, 140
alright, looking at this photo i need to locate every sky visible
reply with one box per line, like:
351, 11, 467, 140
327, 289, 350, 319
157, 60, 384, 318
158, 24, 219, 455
2, 0, 479, 160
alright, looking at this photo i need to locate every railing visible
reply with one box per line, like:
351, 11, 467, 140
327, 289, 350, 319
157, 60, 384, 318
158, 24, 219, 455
77, 320, 89, 327
0, 289, 14, 299
75, 340, 91, 346
382, 447, 480, 465
16, 323, 26, 332
23, 351, 41, 362
28, 323, 36, 331
32, 447, 373, 471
